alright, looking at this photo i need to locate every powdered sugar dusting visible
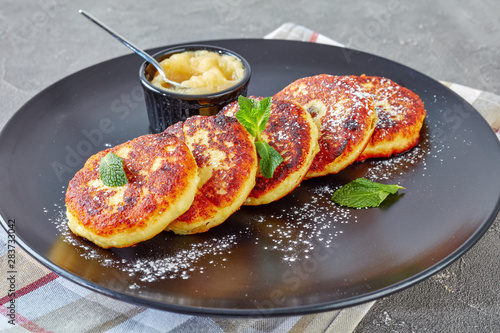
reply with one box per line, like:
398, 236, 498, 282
124, 233, 241, 282
46, 182, 353, 285
252, 184, 353, 262
45, 125, 432, 285
47, 206, 246, 285
364, 143, 427, 181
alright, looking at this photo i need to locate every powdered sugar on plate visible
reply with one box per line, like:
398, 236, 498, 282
47, 204, 246, 284
123, 232, 243, 282
45, 126, 432, 286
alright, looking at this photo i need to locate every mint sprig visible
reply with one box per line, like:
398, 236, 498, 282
235, 96, 283, 178
99, 152, 128, 187
331, 178, 404, 208
255, 141, 283, 179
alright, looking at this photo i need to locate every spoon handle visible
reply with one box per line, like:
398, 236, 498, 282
78, 10, 173, 84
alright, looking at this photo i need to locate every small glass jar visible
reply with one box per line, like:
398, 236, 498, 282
139, 45, 251, 133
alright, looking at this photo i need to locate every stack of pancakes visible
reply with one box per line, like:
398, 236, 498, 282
65, 74, 425, 248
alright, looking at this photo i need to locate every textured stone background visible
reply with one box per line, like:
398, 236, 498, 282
1, 1, 499, 331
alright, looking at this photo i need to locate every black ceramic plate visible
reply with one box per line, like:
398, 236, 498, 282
1, 39, 500, 316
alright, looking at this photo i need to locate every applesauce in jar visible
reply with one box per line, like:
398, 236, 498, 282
150, 50, 245, 95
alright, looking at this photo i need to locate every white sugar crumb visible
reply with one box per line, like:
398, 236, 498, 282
253, 184, 351, 263
364, 131, 429, 181
125, 233, 239, 282
129, 283, 140, 290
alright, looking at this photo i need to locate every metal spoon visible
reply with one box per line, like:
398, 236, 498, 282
79, 9, 183, 88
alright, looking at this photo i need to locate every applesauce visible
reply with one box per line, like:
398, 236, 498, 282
150, 50, 245, 95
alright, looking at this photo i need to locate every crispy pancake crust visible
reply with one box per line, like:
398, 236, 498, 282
165, 114, 258, 234
65, 133, 199, 248
222, 98, 319, 205
350, 75, 427, 161
275, 74, 377, 178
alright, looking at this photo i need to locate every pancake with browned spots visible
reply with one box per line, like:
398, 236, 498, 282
65, 133, 199, 248
221, 97, 319, 205
350, 75, 426, 161
274, 74, 377, 178
165, 114, 258, 234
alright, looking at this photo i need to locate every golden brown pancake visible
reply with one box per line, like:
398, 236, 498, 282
350, 75, 427, 161
221, 97, 319, 205
165, 114, 258, 234
274, 74, 377, 178
65, 133, 199, 248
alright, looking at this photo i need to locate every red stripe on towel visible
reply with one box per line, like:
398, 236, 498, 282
1, 304, 54, 332
310, 31, 319, 42
0, 272, 59, 305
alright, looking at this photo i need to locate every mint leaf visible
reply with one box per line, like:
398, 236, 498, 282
235, 96, 272, 141
99, 152, 128, 187
347, 178, 403, 194
255, 96, 272, 135
331, 178, 404, 208
255, 141, 284, 178
235, 102, 258, 138
235, 96, 283, 178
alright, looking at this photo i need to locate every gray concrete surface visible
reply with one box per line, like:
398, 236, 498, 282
1, 0, 500, 331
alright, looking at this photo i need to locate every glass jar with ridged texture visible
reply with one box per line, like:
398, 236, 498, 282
139, 45, 251, 133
